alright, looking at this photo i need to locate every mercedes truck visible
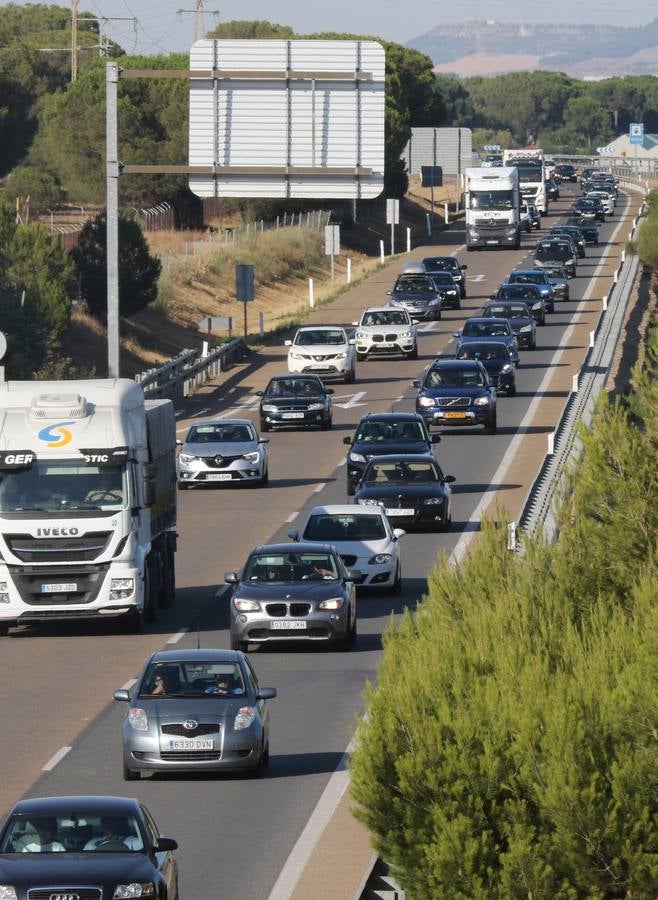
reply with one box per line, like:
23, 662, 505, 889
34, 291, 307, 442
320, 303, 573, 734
503, 149, 548, 215
465, 166, 521, 250
0, 379, 177, 634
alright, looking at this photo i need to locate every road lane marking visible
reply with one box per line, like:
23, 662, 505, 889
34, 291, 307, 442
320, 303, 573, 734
285, 512, 299, 523
313, 482, 327, 493
176, 397, 261, 432
334, 391, 367, 409
166, 627, 189, 645
419, 321, 438, 332
336, 457, 347, 467
43, 746, 71, 772
121, 678, 137, 691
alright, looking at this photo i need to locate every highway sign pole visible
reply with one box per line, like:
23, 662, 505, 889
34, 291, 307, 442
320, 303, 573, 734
324, 225, 340, 282
236, 264, 255, 339
106, 62, 120, 378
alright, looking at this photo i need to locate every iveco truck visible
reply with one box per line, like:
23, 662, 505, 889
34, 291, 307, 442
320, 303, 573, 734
503, 149, 548, 215
465, 166, 521, 250
0, 379, 177, 634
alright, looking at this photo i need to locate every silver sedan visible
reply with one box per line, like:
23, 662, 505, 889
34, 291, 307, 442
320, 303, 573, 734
114, 648, 276, 778
176, 418, 269, 488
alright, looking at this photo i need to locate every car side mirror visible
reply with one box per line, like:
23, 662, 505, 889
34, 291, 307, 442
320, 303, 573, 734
325, 388, 334, 395
176, 439, 183, 446
461, 265, 467, 270
393, 528, 406, 539
113, 689, 130, 702
224, 572, 239, 584
444, 475, 456, 484
346, 568, 362, 582
452, 332, 461, 338
256, 687, 277, 701
154, 837, 178, 853
255, 390, 264, 397
431, 434, 441, 443
284, 340, 292, 347
259, 437, 270, 444
343, 436, 352, 445
412, 379, 421, 389
386, 290, 392, 295
351, 321, 358, 326
288, 530, 300, 542
348, 338, 356, 345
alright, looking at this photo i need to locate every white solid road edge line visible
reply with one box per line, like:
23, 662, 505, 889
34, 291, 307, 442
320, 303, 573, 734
313, 482, 327, 493
166, 627, 189, 645
267, 737, 356, 900
121, 678, 137, 691
285, 512, 299, 523
43, 746, 72, 772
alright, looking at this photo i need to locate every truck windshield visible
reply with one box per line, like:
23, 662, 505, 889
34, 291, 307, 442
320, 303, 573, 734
0, 461, 127, 513
515, 167, 543, 183
470, 190, 514, 210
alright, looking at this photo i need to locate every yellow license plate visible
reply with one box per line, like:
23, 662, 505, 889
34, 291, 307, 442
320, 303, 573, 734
445, 412, 466, 419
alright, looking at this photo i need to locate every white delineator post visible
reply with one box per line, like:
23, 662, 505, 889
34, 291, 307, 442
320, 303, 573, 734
309, 278, 315, 308
346, 258, 352, 284
406, 227, 411, 252
379, 240, 385, 264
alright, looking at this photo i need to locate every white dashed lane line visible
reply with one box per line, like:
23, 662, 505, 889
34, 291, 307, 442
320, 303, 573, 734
43, 746, 72, 772
166, 627, 189, 645
285, 512, 299, 523
313, 483, 327, 493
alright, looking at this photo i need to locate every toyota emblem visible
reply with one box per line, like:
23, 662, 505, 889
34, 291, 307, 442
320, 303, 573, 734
183, 720, 198, 730
49, 895, 80, 900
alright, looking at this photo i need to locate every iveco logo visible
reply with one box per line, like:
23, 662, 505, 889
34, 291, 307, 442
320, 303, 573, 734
183, 720, 198, 730
36, 527, 80, 537
49, 894, 80, 900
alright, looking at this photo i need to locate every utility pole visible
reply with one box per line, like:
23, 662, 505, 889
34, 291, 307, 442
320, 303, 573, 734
177, 3, 220, 44
71, 0, 79, 82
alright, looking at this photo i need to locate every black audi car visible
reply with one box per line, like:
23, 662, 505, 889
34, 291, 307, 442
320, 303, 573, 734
355, 453, 455, 532
555, 163, 577, 182
455, 341, 516, 395
0, 794, 179, 899
257, 375, 333, 431
413, 358, 498, 434
550, 224, 586, 257
343, 412, 440, 495
387, 273, 443, 321
422, 256, 467, 298
492, 284, 546, 325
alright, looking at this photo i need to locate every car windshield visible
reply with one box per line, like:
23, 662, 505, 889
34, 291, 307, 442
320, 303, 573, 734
139, 660, 246, 698
187, 423, 253, 443
537, 245, 570, 261
544, 267, 567, 278
510, 273, 545, 285
497, 286, 539, 300
394, 276, 434, 293
244, 551, 339, 583
361, 310, 408, 326
364, 460, 440, 484
462, 321, 510, 337
486, 303, 531, 319
0, 460, 127, 513
294, 329, 345, 346
423, 257, 458, 272
425, 367, 487, 388
430, 273, 456, 286
0, 812, 144, 853
354, 420, 425, 442
303, 513, 387, 541
457, 343, 508, 361
266, 378, 323, 398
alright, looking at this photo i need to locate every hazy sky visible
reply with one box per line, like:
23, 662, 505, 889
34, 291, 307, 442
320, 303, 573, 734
6, 1, 657, 55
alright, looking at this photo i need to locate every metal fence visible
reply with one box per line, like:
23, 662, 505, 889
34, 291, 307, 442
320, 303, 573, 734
135, 339, 249, 403
132, 201, 175, 231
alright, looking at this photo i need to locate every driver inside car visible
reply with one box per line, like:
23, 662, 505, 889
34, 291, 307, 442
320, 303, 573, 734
84, 816, 141, 851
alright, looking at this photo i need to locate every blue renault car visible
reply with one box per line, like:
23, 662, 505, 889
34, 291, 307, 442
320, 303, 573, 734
413, 358, 498, 434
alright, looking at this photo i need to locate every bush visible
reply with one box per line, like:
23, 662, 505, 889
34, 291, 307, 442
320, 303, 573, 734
3, 166, 64, 211
637, 190, 658, 270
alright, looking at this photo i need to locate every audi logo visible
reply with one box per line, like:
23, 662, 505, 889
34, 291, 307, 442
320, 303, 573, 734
49, 894, 80, 900
183, 720, 198, 730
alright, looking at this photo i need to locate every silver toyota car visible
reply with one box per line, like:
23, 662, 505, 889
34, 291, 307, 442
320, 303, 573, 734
176, 418, 269, 488
114, 648, 276, 778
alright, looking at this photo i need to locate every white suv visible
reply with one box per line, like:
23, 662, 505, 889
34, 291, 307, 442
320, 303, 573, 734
286, 325, 356, 383
353, 307, 417, 360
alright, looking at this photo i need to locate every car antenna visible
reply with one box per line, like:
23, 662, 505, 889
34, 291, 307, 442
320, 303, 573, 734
196, 618, 201, 650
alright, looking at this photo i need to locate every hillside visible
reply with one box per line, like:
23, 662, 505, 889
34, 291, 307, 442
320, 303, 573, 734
409, 18, 658, 77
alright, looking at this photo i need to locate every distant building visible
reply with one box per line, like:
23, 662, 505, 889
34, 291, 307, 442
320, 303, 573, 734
601, 133, 658, 159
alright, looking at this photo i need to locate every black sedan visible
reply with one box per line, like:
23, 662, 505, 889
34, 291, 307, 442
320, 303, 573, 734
414, 358, 498, 433
571, 197, 605, 222
492, 284, 546, 325
428, 271, 461, 309
0, 794, 178, 898
422, 255, 467, 298
550, 224, 586, 257
566, 216, 599, 245
257, 375, 333, 431
456, 341, 516, 395
481, 301, 537, 349
226, 543, 357, 651
534, 240, 576, 278
454, 317, 519, 366
343, 412, 440, 496
387, 273, 443, 321
555, 163, 577, 182
355, 454, 455, 531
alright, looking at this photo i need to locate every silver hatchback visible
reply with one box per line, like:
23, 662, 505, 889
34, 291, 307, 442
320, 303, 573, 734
114, 648, 276, 778
177, 418, 269, 488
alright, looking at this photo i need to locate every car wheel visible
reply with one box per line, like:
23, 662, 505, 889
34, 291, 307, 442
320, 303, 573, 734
177, 481, 190, 490
123, 760, 140, 781
345, 367, 356, 384
230, 635, 249, 653
259, 468, 269, 487
260, 419, 270, 433
356, 351, 368, 362
530, 339, 537, 350
484, 414, 497, 436
0, 623, 9, 637
346, 477, 355, 497
392, 563, 402, 594
337, 613, 356, 651
507, 385, 517, 397
321, 416, 332, 431
406, 346, 418, 360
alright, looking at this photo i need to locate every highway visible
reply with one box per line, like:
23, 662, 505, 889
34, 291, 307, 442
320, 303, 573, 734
0, 186, 640, 897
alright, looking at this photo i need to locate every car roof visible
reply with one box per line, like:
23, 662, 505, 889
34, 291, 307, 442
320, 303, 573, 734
295, 324, 345, 331
510, 269, 548, 276
362, 306, 404, 314
188, 418, 253, 428
357, 411, 423, 423
365, 453, 437, 464
148, 648, 242, 665
463, 317, 509, 326
430, 358, 485, 368
250, 542, 338, 554
9, 796, 141, 817
307, 504, 387, 517
269, 373, 323, 382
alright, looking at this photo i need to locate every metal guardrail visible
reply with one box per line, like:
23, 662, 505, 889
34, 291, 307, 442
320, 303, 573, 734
135, 339, 248, 402
519, 185, 647, 541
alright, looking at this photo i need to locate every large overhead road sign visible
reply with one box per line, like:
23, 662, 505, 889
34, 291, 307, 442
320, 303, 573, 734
188, 39, 385, 200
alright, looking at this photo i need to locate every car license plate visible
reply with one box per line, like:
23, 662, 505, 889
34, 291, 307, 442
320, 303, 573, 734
206, 473, 233, 481
445, 412, 466, 419
385, 508, 414, 516
486, 240, 499, 244
41, 582, 77, 593
282, 412, 305, 419
270, 620, 307, 630
168, 739, 214, 750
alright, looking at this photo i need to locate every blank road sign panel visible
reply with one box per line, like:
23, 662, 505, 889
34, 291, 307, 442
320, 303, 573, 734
189, 39, 385, 199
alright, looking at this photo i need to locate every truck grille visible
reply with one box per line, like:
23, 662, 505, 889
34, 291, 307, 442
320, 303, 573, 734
5, 532, 112, 563
9, 564, 110, 606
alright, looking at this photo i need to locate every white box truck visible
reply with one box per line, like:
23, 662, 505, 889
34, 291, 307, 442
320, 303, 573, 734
503, 149, 548, 215
465, 166, 521, 250
0, 379, 177, 634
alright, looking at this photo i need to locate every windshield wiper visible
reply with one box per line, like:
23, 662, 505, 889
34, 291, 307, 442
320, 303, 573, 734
59, 504, 105, 511
13, 506, 49, 512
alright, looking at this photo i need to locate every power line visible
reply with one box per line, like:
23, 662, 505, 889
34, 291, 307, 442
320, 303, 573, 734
177, 3, 220, 45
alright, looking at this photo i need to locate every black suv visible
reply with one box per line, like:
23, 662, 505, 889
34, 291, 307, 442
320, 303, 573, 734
555, 164, 577, 182
343, 412, 439, 496
257, 375, 333, 431
413, 359, 498, 434
422, 256, 468, 298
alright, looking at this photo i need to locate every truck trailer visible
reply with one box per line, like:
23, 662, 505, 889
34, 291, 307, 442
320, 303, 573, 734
0, 379, 177, 634
503, 149, 548, 215
464, 166, 521, 250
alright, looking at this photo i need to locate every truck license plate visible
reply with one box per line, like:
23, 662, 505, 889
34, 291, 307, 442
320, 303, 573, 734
41, 583, 77, 593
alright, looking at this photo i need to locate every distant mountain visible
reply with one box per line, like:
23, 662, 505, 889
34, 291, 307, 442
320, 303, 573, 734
408, 18, 658, 77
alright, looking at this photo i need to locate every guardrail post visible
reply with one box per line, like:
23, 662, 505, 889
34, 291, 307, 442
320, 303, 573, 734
309, 278, 314, 308
572, 373, 578, 393
346, 258, 352, 284
426, 213, 432, 236
602, 294, 608, 311
507, 522, 516, 551
589, 330, 595, 348
379, 240, 385, 264
259, 312, 265, 338
444, 202, 449, 225
407, 227, 411, 252
614, 269, 619, 284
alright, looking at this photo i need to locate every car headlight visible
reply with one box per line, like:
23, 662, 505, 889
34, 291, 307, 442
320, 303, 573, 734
234, 598, 261, 612
261, 404, 278, 412
502, 364, 514, 374
417, 395, 435, 407
506, 226, 517, 236
113, 885, 155, 899
0, 889, 17, 900
308, 402, 324, 411
110, 577, 135, 601
423, 497, 444, 505
178, 453, 196, 464
335, 351, 348, 359
319, 597, 344, 610
359, 499, 384, 507
128, 708, 149, 731
520, 324, 532, 332
368, 553, 392, 564
473, 396, 490, 406
399, 331, 413, 339
234, 706, 256, 731
243, 451, 260, 463
0, 582, 9, 604
289, 351, 307, 360
349, 451, 366, 463
355, 331, 368, 340
428, 298, 439, 305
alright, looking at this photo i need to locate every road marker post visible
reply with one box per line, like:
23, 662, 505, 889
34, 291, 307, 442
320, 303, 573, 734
572, 373, 578, 393
547, 432, 555, 455
379, 240, 385, 264
309, 278, 315, 308
444, 202, 449, 225
347, 258, 352, 284
406, 227, 411, 252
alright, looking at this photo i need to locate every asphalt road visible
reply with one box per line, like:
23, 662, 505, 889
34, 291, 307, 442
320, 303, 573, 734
0, 187, 638, 898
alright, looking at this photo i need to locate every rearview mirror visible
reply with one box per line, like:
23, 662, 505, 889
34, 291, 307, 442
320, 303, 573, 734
284, 340, 292, 347
154, 837, 178, 853
176, 439, 183, 446
348, 338, 356, 345
257, 687, 277, 701
452, 332, 461, 338
113, 689, 130, 702
351, 321, 358, 326
224, 572, 239, 584
343, 436, 352, 445
346, 568, 362, 582
288, 530, 300, 542
431, 434, 441, 444
393, 528, 406, 539
255, 390, 264, 397
461, 264, 468, 270
412, 379, 421, 389
444, 475, 456, 484
259, 436, 270, 444
325, 388, 334, 395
